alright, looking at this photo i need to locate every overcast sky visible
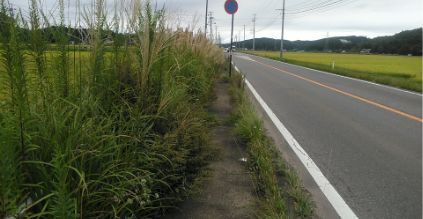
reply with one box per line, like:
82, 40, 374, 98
9, 0, 423, 42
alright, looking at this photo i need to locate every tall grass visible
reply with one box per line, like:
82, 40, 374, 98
0, 1, 29, 216
0, 0, 224, 218
229, 72, 314, 218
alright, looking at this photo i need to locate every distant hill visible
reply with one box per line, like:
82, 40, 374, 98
225, 28, 422, 56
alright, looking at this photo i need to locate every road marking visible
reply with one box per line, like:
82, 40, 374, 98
244, 78, 358, 219
239, 53, 422, 97
282, 62, 423, 97
237, 55, 255, 61
251, 59, 423, 123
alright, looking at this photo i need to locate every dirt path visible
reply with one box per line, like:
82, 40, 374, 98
161, 80, 258, 219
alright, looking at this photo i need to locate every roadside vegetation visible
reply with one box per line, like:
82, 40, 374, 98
245, 51, 422, 92
0, 0, 224, 218
228, 71, 314, 218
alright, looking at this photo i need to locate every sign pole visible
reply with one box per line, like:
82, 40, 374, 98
229, 14, 234, 78
224, 0, 238, 78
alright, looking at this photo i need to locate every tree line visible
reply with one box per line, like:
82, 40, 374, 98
229, 28, 422, 56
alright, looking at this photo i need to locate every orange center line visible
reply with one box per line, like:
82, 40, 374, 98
251, 59, 423, 123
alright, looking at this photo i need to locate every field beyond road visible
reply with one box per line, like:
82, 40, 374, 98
245, 51, 422, 92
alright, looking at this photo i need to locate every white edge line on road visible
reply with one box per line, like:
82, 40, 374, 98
241, 53, 422, 97
237, 63, 358, 218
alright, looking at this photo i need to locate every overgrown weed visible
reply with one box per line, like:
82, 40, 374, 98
0, 0, 224, 218
229, 68, 314, 218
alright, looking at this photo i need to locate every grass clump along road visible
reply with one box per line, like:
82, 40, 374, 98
228, 72, 314, 218
246, 51, 422, 92
0, 0, 224, 218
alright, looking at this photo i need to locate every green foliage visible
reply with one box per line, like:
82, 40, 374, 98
28, 0, 48, 103
0, 5, 30, 218
233, 106, 288, 218
234, 103, 264, 142
229, 71, 314, 218
229, 73, 286, 218
364, 28, 422, 55
0, 113, 22, 218
283, 168, 314, 218
0, 0, 224, 218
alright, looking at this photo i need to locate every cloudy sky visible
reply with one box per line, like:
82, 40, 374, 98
9, 0, 423, 42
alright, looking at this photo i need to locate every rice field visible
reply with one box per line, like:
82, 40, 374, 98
247, 51, 422, 92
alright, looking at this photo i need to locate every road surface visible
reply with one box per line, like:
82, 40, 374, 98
232, 53, 422, 219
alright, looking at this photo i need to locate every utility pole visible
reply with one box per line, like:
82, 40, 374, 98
215, 26, 218, 44
208, 12, 214, 40
324, 32, 330, 52
276, 0, 286, 60
252, 14, 256, 51
243, 24, 246, 49
238, 30, 242, 49
204, 0, 208, 37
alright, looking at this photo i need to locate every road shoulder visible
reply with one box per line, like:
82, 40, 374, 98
160, 79, 258, 219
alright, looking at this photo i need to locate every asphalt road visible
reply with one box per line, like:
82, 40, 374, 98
232, 53, 422, 219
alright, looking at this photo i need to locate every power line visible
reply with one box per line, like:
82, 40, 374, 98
239, 0, 360, 47
240, 0, 359, 35
252, 0, 359, 34
286, 0, 357, 15
255, 17, 279, 33
286, 0, 358, 19
145, 0, 360, 42
287, 0, 337, 12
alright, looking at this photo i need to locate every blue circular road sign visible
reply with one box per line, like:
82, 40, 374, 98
224, 0, 238, 15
